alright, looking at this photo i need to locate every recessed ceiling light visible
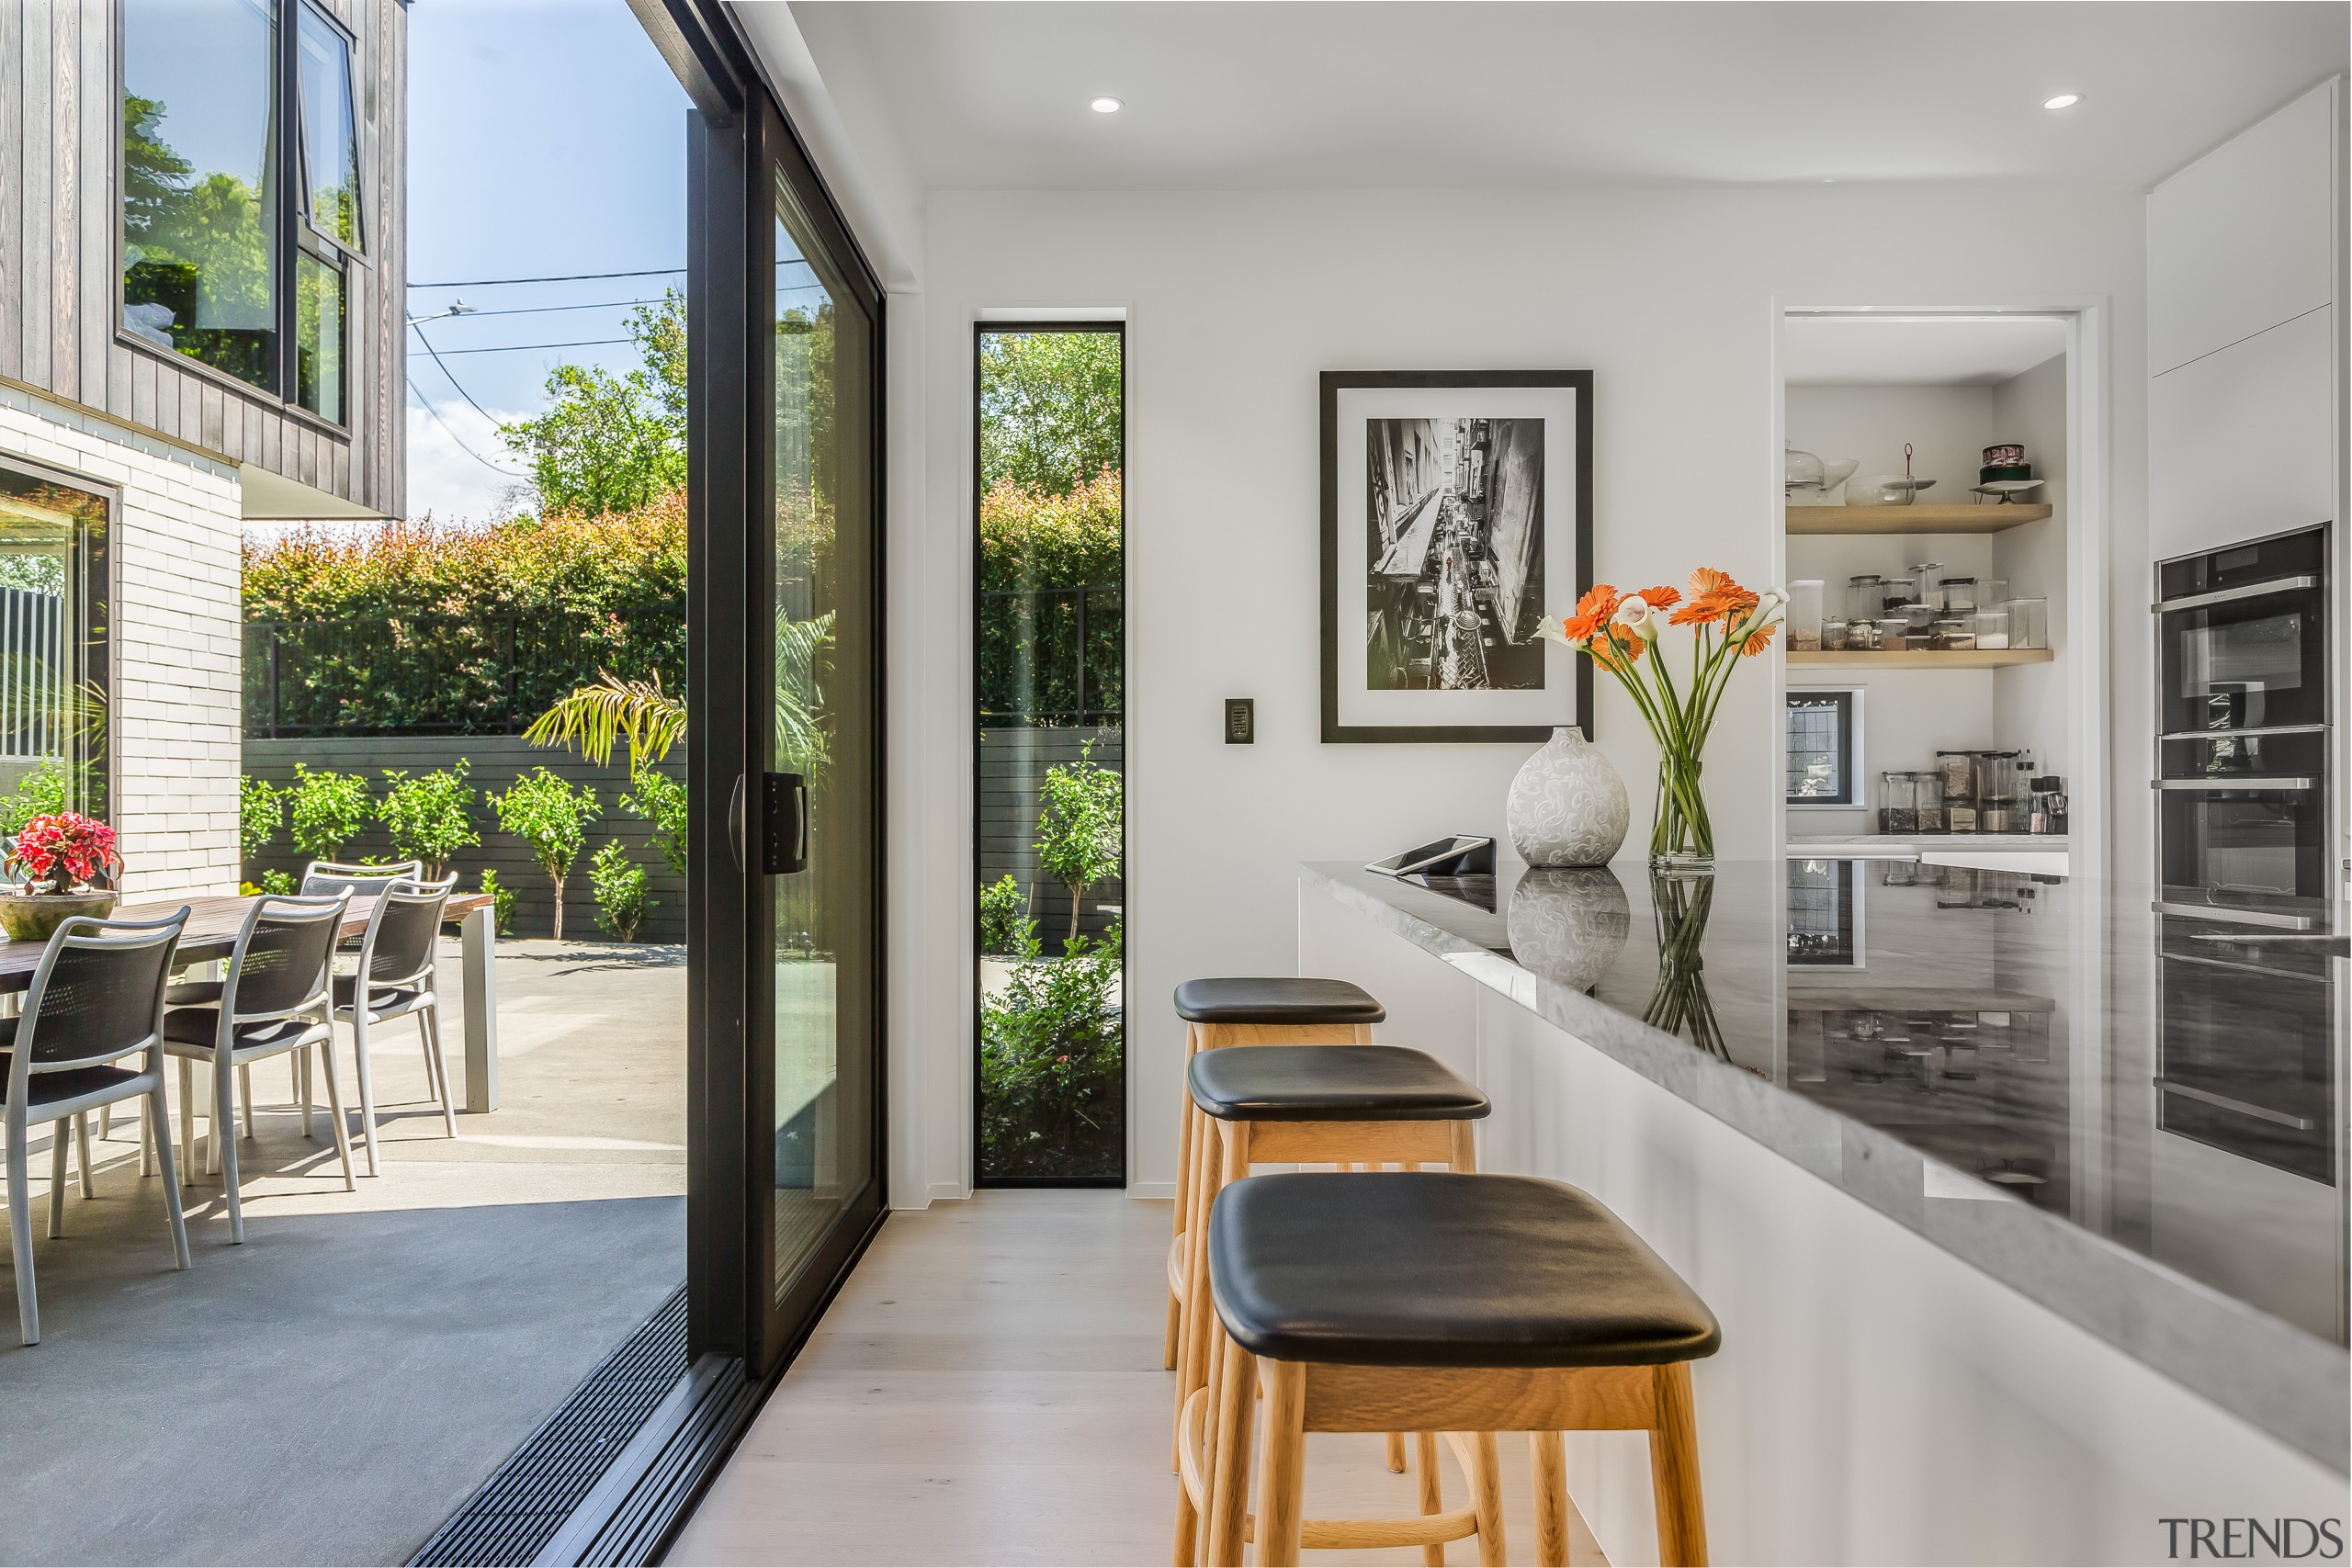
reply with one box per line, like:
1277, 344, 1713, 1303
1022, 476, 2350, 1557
2042, 93, 2081, 110
1091, 96, 1123, 114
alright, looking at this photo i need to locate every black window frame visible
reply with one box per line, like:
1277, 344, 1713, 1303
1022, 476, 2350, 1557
115, 0, 367, 428
1786, 687, 1860, 807
0, 455, 117, 825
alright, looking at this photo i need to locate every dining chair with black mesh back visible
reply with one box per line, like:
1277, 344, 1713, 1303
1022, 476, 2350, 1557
334, 879, 455, 1174
2, 907, 193, 1345
163, 892, 355, 1241
300, 859, 424, 898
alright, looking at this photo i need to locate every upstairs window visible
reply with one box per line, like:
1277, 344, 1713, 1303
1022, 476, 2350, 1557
120, 0, 280, 390
121, 0, 362, 424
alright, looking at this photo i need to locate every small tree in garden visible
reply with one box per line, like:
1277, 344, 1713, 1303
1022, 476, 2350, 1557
589, 840, 650, 942
620, 768, 687, 878
978, 874, 1031, 957
377, 761, 481, 878
492, 768, 598, 940
978, 919, 1124, 1175
288, 764, 371, 864
239, 775, 282, 860
479, 869, 515, 937
0, 761, 73, 836
1034, 742, 1122, 948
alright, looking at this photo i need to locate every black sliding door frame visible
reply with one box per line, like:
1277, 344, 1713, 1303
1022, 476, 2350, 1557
971, 318, 1128, 1190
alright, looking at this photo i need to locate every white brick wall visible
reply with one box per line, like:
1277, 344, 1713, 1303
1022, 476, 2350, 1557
0, 386, 243, 901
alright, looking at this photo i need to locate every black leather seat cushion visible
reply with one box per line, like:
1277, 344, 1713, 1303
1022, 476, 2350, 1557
1188, 1045, 1488, 1122
1173, 977, 1384, 1025
1208, 1172, 1721, 1369
332, 974, 426, 1014
164, 979, 224, 1007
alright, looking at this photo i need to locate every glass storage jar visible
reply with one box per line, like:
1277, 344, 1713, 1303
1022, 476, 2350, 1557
1939, 577, 1978, 615
1877, 617, 1911, 651
1822, 615, 1848, 651
1912, 772, 1947, 832
1848, 575, 1884, 623
1935, 618, 1975, 650
1973, 608, 2011, 649
1846, 616, 1878, 650
1909, 563, 1946, 614
2003, 596, 2047, 649
1788, 580, 1824, 651
1879, 770, 1918, 834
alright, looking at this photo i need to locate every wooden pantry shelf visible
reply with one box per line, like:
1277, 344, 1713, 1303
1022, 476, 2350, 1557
1788, 503, 2052, 535
1787, 648, 2053, 669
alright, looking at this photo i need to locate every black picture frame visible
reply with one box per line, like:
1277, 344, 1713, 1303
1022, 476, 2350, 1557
1319, 369, 1593, 744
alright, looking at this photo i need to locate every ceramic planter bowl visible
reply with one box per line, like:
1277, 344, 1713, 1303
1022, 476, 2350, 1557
0, 889, 119, 943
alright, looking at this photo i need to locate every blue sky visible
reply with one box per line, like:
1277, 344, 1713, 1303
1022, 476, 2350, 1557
404, 0, 687, 523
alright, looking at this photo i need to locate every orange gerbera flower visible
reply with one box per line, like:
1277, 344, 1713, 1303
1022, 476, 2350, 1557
1668, 565, 1758, 627
1633, 584, 1682, 612
1560, 583, 1621, 642
1737, 621, 1778, 657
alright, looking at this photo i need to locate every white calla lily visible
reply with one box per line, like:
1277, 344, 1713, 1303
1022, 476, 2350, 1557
1611, 594, 1660, 640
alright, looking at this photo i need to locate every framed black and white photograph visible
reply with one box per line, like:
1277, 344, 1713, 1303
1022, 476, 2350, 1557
1320, 370, 1592, 743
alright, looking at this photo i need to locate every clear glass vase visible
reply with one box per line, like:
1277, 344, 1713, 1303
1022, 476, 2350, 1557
1649, 752, 1714, 873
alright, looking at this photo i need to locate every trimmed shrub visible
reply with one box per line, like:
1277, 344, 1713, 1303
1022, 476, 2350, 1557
589, 840, 650, 942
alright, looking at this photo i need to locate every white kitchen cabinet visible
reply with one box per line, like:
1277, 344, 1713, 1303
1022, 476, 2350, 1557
2150, 305, 2337, 562
2148, 80, 2338, 378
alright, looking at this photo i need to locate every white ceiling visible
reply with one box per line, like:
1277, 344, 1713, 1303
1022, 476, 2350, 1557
1782, 315, 2070, 386
789, 1, 2346, 192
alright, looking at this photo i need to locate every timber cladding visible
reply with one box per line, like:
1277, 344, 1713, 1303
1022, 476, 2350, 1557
243, 737, 687, 944
0, 0, 407, 517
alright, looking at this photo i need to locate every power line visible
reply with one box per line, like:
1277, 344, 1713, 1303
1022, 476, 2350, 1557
409, 266, 683, 288
408, 321, 512, 427
405, 378, 526, 479
453, 296, 663, 319
432, 336, 634, 356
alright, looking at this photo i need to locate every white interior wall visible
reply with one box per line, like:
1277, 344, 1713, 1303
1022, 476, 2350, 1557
1990, 353, 2073, 782
905, 186, 2147, 1201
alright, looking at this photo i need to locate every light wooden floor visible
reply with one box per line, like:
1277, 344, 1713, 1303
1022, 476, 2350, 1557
666, 1190, 1607, 1566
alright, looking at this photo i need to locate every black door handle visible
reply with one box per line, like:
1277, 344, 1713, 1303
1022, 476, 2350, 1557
727, 774, 746, 874
762, 773, 808, 874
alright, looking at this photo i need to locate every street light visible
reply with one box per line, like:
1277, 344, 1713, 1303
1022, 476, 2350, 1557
407, 299, 477, 325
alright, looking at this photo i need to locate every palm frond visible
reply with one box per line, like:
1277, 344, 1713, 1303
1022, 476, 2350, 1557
775, 614, 833, 777
524, 669, 687, 768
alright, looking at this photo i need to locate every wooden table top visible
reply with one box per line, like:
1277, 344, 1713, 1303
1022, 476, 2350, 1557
0, 890, 494, 992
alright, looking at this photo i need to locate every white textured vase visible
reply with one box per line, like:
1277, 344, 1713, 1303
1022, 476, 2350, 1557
1506, 727, 1629, 867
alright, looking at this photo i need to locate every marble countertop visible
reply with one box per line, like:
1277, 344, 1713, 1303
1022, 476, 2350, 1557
1301, 857, 2349, 1469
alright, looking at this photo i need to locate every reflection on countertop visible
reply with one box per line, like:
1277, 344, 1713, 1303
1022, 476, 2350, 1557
1305, 857, 2348, 1365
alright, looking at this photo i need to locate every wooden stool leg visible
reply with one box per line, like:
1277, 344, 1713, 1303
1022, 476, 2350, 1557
1649, 1363, 1707, 1567
1204, 1327, 1257, 1568
1468, 1433, 1508, 1567
1186, 1323, 1227, 1566
1416, 1432, 1446, 1567
1167, 1024, 1199, 1371
1172, 1109, 1220, 1469
1257, 1359, 1308, 1568
1531, 1429, 1569, 1567
1386, 1431, 1408, 1472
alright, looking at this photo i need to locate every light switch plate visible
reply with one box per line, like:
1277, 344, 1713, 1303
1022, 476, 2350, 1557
1225, 697, 1254, 744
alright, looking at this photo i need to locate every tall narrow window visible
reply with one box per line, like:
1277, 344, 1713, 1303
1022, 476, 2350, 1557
121, 0, 281, 389
0, 463, 111, 821
975, 324, 1125, 1185
292, 4, 359, 422
1786, 689, 1859, 806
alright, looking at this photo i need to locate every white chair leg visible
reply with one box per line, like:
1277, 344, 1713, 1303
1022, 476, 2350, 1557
74, 1112, 95, 1199
314, 1043, 356, 1192
10, 1122, 39, 1343
298, 1050, 313, 1138
46, 1120, 68, 1239
351, 1013, 381, 1176
150, 1084, 190, 1270
177, 1058, 196, 1190
139, 1098, 154, 1179
99, 1104, 112, 1142
424, 1008, 456, 1137
240, 1065, 255, 1141
217, 1055, 244, 1244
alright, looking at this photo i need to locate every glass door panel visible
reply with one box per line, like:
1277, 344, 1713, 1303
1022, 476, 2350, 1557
765, 169, 877, 1306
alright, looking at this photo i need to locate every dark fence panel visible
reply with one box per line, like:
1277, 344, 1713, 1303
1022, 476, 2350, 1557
243, 736, 685, 942
978, 726, 1123, 944
243, 603, 686, 738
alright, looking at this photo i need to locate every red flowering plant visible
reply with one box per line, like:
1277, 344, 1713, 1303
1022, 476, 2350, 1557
1539, 568, 1785, 867
6, 812, 121, 896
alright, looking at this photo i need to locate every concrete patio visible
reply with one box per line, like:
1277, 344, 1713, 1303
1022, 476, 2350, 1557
0, 938, 686, 1566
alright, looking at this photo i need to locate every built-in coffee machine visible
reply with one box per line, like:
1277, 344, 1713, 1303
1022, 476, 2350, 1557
2154, 524, 2332, 926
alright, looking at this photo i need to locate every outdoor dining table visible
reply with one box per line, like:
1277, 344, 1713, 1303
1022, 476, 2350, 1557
0, 890, 503, 1114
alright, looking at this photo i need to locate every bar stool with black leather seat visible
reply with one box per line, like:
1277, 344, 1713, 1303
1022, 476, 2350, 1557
1166, 978, 1385, 1373
1171, 1044, 1487, 1564
1195, 1171, 1720, 1568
